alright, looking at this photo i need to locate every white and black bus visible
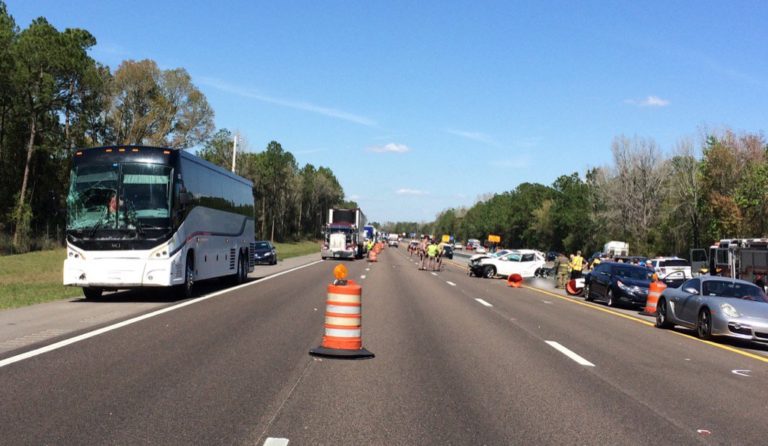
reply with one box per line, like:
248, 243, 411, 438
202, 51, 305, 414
64, 146, 256, 298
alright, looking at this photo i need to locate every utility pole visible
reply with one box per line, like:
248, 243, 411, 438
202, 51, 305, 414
231, 133, 238, 173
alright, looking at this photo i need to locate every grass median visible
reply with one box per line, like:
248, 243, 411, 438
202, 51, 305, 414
0, 240, 321, 310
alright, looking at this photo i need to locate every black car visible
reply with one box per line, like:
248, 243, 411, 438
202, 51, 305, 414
442, 245, 454, 260
252, 240, 277, 265
584, 262, 653, 307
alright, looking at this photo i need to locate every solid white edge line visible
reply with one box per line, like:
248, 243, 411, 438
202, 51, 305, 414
0, 260, 325, 369
264, 438, 289, 446
446, 281, 456, 286
475, 298, 493, 307
545, 341, 595, 367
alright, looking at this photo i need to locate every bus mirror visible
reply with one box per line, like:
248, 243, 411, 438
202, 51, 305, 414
179, 192, 192, 206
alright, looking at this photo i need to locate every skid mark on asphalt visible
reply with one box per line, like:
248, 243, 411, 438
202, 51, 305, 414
254, 358, 315, 445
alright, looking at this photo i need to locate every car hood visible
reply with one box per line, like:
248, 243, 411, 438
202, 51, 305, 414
614, 277, 650, 289
253, 248, 273, 255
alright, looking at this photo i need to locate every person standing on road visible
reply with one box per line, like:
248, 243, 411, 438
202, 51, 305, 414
570, 250, 584, 279
426, 239, 439, 271
555, 253, 570, 288
419, 236, 429, 270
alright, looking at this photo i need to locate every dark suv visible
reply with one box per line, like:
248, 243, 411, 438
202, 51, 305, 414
584, 262, 653, 307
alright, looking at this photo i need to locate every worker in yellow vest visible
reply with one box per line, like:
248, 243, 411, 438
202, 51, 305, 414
570, 250, 584, 279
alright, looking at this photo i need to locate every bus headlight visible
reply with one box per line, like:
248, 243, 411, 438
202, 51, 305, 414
150, 243, 170, 259
68, 246, 86, 260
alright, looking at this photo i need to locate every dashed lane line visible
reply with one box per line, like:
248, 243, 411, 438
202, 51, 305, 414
446, 281, 456, 287
264, 438, 289, 446
475, 298, 493, 307
545, 341, 595, 367
523, 284, 768, 365
360, 275, 366, 279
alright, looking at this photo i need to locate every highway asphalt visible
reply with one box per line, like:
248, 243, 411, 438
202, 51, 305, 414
1, 245, 767, 444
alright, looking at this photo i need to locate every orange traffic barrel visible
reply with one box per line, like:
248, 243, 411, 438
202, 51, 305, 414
310, 266, 374, 359
368, 250, 378, 262
566, 279, 584, 296
641, 280, 667, 316
507, 273, 523, 288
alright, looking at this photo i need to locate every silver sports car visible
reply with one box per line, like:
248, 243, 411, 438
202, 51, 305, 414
655, 276, 768, 341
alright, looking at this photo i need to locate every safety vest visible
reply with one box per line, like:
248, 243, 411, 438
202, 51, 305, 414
427, 244, 439, 256
571, 255, 584, 271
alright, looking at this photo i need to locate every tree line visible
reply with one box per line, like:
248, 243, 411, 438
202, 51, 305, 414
385, 130, 768, 258
0, 3, 348, 253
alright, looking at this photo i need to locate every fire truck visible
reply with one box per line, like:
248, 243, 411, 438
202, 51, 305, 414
692, 238, 768, 282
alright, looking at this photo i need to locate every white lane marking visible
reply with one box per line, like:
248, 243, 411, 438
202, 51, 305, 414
264, 438, 289, 446
0, 260, 325, 370
360, 275, 366, 279
365, 268, 370, 271
446, 281, 456, 287
732, 369, 751, 377
545, 341, 595, 367
475, 298, 493, 307
431, 272, 438, 276
542, 300, 553, 305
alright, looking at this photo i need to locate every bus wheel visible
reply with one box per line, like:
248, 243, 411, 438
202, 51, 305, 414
83, 287, 103, 300
234, 252, 247, 284
183, 257, 195, 298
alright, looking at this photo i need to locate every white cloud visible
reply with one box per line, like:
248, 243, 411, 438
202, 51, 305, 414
396, 188, 428, 195
367, 143, 411, 153
198, 77, 377, 126
624, 95, 671, 107
446, 129, 497, 145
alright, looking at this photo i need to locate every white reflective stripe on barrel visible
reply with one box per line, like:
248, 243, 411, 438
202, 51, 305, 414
325, 316, 361, 326
326, 304, 360, 315
324, 327, 361, 338
327, 293, 360, 304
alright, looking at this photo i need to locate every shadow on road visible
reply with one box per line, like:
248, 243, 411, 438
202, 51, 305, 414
67, 277, 253, 304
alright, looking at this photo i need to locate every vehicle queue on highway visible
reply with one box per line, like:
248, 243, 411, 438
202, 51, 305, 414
403, 235, 768, 348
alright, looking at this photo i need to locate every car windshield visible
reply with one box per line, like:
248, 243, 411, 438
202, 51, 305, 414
66, 162, 172, 235
255, 242, 271, 249
702, 280, 767, 301
614, 267, 652, 281
660, 259, 689, 267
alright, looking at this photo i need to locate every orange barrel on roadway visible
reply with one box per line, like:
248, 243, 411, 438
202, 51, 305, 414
310, 278, 374, 359
642, 280, 667, 316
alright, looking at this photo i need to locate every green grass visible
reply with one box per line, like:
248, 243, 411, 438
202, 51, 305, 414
0, 241, 321, 310
274, 240, 321, 259
0, 248, 82, 310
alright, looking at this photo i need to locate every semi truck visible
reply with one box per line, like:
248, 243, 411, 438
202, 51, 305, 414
321, 208, 367, 260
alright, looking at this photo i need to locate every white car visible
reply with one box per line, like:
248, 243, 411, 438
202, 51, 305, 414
469, 249, 546, 279
454, 242, 464, 250
474, 245, 487, 253
650, 257, 692, 280
469, 249, 513, 263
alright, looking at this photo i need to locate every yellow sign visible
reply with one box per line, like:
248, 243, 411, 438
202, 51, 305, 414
442, 235, 451, 243
488, 234, 501, 243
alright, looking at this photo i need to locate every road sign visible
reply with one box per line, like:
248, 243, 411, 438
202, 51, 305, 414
488, 234, 501, 243
442, 234, 451, 243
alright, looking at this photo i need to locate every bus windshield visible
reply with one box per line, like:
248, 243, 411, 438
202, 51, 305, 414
67, 162, 173, 236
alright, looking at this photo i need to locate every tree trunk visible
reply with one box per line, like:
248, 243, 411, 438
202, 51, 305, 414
65, 79, 74, 149
13, 114, 37, 247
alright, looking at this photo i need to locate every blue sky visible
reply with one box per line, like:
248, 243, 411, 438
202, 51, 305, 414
9, 1, 768, 223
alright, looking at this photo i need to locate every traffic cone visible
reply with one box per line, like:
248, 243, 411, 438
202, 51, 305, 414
368, 250, 378, 262
507, 273, 523, 288
641, 280, 667, 316
310, 265, 374, 359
